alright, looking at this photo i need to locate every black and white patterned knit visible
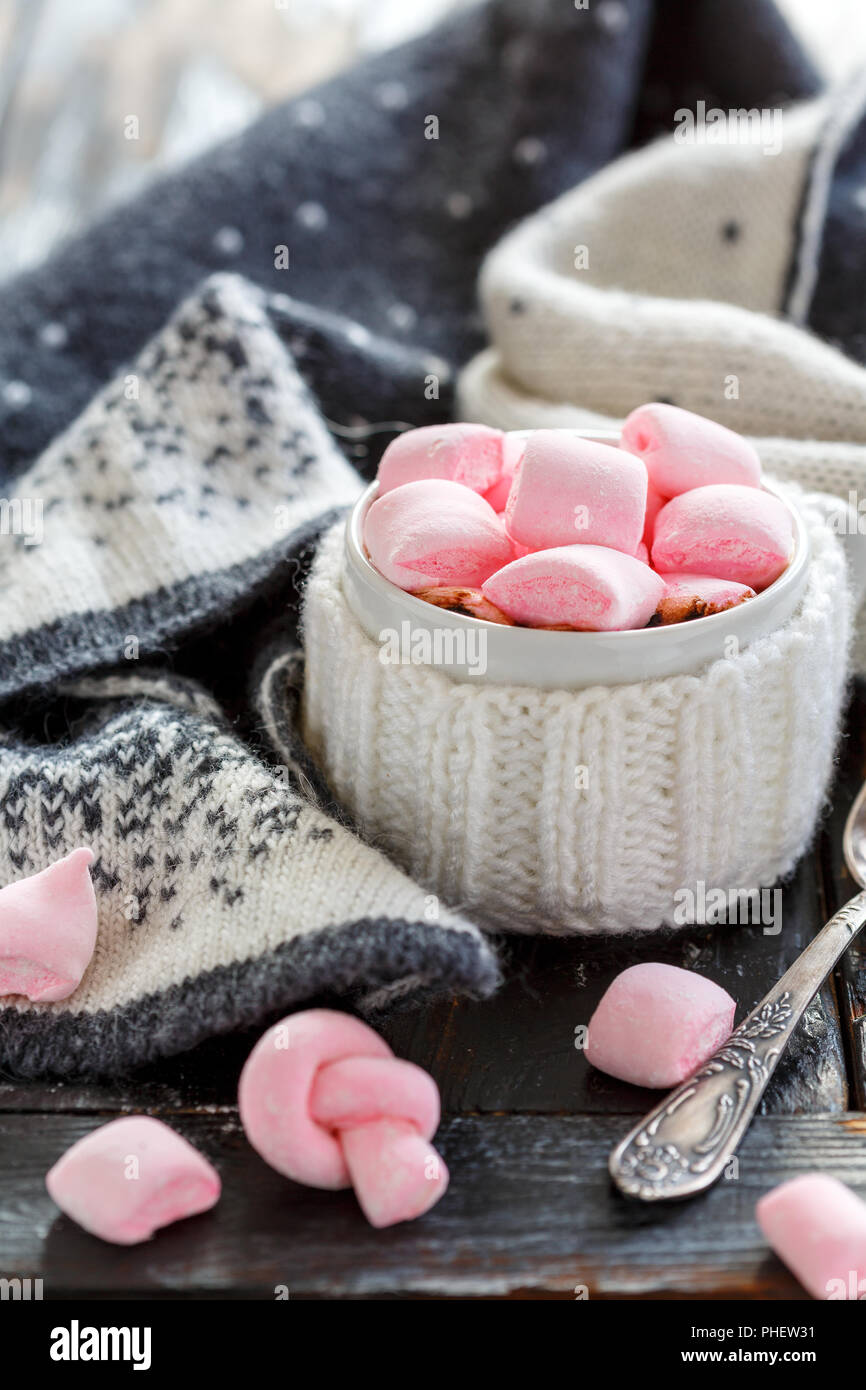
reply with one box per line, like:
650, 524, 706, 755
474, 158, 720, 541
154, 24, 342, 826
0, 0, 820, 1073
0, 276, 503, 1075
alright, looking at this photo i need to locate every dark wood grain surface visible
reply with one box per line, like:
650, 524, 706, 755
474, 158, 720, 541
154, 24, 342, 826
5, 1112, 866, 1300
2, 684, 865, 1301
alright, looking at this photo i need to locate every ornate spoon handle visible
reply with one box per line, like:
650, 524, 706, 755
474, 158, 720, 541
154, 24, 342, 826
609, 889, 866, 1201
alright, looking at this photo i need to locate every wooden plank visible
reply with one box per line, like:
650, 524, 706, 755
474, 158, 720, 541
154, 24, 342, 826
818, 679, 866, 1108
2, 1111, 863, 1299
0, 1031, 259, 1115
384, 848, 847, 1117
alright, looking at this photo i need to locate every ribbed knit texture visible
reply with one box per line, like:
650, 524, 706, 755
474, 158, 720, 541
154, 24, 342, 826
302, 508, 850, 935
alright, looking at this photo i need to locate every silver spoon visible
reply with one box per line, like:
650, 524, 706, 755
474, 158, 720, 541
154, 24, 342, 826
608, 788, 866, 1201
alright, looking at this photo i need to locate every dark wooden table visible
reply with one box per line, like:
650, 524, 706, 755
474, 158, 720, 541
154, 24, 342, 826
3, 683, 865, 1300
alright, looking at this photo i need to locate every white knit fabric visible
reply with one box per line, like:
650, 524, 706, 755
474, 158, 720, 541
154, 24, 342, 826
458, 98, 866, 443
301, 508, 850, 936
456, 95, 866, 667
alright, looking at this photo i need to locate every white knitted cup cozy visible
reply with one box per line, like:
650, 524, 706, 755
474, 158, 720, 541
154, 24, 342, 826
301, 502, 851, 936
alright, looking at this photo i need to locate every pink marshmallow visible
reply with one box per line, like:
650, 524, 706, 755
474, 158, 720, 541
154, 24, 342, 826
238, 1009, 448, 1228
585, 962, 736, 1089
643, 481, 667, 547
655, 572, 756, 624
505, 431, 647, 555
757, 1174, 866, 1301
46, 1116, 221, 1245
652, 484, 793, 591
377, 423, 504, 496
484, 476, 512, 513
365, 477, 514, 591
482, 545, 665, 631
622, 403, 762, 496
0, 848, 97, 1002
483, 432, 526, 512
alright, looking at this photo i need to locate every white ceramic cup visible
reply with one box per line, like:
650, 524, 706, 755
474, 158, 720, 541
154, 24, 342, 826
342, 429, 810, 690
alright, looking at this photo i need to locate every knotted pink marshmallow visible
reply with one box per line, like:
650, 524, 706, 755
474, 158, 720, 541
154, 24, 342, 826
585, 963, 736, 1089
483, 431, 526, 512
655, 572, 756, 624
377, 423, 504, 496
46, 1116, 221, 1245
482, 545, 665, 631
622, 403, 762, 497
238, 1009, 448, 1228
652, 484, 793, 591
365, 477, 513, 591
0, 848, 97, 1002
505, 431, 647, 555
757, 1174, 866, 1301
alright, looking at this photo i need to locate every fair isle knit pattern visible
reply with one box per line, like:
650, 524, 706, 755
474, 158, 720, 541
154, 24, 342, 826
0, 672, 498, 1076
0, 277, 500, 1076
0, 272, 364, 697
301, 510, 850, 936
